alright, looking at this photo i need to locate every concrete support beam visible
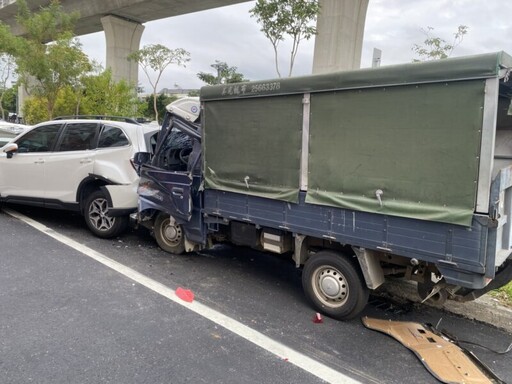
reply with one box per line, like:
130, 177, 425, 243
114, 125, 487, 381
312, 0, 369, 74
101, 15, 145, 85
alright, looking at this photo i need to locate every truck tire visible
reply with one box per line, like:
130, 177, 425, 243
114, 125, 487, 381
84, 190, 128, 238
302, 251, 369, 320
154, 212, 185, 254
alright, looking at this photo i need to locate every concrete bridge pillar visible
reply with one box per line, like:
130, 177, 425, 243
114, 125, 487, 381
312, 0, 369, 74
101, 15, 145, 85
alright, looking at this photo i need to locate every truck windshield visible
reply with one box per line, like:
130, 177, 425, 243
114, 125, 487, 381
152, 127, 193, 171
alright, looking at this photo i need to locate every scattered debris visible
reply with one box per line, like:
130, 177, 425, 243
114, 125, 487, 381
362, 316, 506, 384
176, 287, 195, 303
313, 312, 323, 324
435, 319, 512, 355
368, 295, 414, 315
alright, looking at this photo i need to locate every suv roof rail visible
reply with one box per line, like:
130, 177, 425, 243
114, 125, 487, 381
54, 115, 141, 125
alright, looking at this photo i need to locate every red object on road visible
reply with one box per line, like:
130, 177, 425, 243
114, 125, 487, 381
176, 287, 195, 303
313, 312, 323, 323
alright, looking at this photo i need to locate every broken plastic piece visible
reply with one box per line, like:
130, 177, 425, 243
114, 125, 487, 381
362, 316, 506, 384
313, 312, 323, 324
176, 287, 195, 303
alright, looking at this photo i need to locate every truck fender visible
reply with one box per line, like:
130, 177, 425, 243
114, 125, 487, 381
352, 247, 386, 290
184, 236, 200, 253
293, 234, 308, 267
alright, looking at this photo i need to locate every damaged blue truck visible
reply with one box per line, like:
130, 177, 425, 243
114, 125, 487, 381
133, 52, 512, 320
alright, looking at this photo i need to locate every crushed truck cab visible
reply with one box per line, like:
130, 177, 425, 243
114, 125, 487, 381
134, 52, 512, 320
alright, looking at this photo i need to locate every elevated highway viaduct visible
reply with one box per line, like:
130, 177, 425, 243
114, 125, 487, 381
0, 0, 368, 101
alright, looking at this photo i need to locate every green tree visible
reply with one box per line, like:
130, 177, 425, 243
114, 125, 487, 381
0, 23, 16, 54
140, 93, 178, 123
128, 44, 190, 123
80, 69, 138, 116
1, 87, 16, 118
250, 0, 319, 77
15, 0, 77, 44
22, 69, 138, 124
197, 60, 248, 85
23, 96, 49, 124
29, 38, 92, 118
1, 0, 92, 119
187, 90, 200, 97
0, 54, 15, 120
53, 85, 80, 117
412, 25, 468, 61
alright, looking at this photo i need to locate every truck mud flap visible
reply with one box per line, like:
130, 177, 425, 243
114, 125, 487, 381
362, 317, 505, 384
459, 260, 512, 302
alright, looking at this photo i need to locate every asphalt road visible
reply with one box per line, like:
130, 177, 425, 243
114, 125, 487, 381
1, 205, 511, 384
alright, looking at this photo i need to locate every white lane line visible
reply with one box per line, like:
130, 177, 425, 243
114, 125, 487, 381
4, 208, 362, 384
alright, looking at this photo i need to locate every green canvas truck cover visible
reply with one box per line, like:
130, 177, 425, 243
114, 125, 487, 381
200, 52, 512, 226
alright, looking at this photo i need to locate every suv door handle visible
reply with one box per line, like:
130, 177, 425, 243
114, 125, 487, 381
34, 159, 45, 164
80, 158, 93, 164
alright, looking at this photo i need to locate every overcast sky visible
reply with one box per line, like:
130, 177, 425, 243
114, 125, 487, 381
78, 0, 512, 92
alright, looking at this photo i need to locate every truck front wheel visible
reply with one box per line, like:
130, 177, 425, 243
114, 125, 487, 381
154, 212, 185, 254
302, 251, 369, 320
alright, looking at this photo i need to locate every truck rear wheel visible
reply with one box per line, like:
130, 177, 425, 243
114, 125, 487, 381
154, 212, 185, 254
302, 251, 369, 320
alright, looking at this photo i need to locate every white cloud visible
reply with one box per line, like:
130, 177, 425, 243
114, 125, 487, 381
78, 0, 512, 92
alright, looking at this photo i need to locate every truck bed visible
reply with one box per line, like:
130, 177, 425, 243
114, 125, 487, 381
203, 189, 500, 289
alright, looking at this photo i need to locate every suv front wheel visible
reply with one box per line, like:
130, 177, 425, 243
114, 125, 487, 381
84, 190, 128, 238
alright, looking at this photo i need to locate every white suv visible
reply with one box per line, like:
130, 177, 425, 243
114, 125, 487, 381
0, 117, 159, 238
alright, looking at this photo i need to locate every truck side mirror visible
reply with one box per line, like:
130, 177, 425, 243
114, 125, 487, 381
133, 151, 151, 166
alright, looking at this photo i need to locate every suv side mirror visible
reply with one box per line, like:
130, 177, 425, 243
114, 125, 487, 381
3, 143, 18, 159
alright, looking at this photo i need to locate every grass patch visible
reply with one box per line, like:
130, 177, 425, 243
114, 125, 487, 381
491, 281, 512, 308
